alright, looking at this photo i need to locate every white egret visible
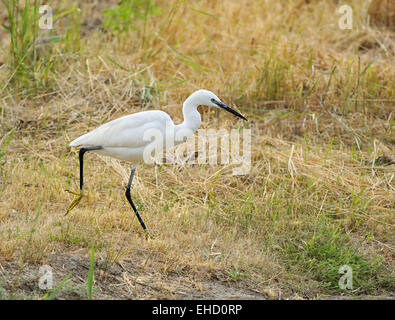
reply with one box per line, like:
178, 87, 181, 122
66, 89, 247, 235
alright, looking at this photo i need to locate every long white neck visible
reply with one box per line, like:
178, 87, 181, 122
174, 93, 202, 143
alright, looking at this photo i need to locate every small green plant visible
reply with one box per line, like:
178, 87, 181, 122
42, 274, 71, 300
226, 267, 246, 281
255, 54, 290, 102
102, 0, 158, 36
100, 246, 129, 274
0, 129, 14, 161
62, 6, 82, 54
1, 0, 41, 89
87, 244, 95, 299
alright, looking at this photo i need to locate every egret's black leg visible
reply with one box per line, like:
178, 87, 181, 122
65, 146, 102, 215
79, 146, 103, 191
125, 164, 148, 233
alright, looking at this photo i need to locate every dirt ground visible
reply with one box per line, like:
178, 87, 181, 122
1, 253, 270, 300
1, 253, 393, 300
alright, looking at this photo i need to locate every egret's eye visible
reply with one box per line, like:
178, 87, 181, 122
211, 98, 216, 103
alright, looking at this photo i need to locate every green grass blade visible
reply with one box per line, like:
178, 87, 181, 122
87, 244, 95, 299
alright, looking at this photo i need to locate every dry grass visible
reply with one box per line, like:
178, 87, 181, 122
0, 0, 394, 299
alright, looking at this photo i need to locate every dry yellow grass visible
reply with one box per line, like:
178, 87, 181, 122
0, 0, 394, 299
369, 0, 395, 30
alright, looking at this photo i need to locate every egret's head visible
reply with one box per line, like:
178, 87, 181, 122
192, 89, 247, 121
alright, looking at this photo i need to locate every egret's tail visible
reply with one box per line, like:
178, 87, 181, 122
69, 133, 92, 147
69, 136, 83, 147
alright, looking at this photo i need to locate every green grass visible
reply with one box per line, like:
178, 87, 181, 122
102, 0, 159, 46
87, 244, 95, 299
1, 0, 48, 91
282, 223, 394, 295
0, 0, 81, 92
226, 266, 247, 281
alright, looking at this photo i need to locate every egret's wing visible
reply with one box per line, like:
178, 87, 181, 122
69, 110, 172, 148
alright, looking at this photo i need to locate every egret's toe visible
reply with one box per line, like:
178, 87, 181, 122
65, 190, 84, 216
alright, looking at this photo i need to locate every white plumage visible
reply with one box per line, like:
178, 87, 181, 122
70, 110, 173, 162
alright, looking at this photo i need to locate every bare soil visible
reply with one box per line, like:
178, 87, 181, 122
0, 253, 269, 300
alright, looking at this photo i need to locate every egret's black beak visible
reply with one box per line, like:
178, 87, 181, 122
212, 99, 247, 121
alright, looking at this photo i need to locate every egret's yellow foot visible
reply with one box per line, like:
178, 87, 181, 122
144, 229, 153, 240
65, 190, 84, 216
